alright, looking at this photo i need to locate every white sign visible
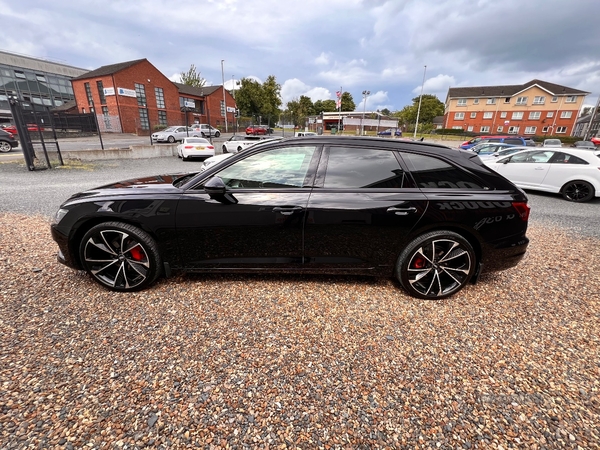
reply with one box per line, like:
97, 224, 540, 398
226, 106, 236, 113
103, 87, 115, 96
117, 87, 137, 98
184, 101, 195, 108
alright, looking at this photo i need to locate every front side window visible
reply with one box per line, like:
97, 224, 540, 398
509, 150, 554, 163
402, 153, 486, 190
215, 146, 316, 189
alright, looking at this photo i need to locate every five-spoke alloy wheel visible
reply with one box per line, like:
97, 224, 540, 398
397, 231, 476, 300
80, 222, 162, 291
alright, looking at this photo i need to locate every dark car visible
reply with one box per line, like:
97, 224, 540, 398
571, 141, 597, 150
245, 125, 269, 135
460, 136, 528, 150
378, 128, 402, 136
50, 136, 530, 299
0, 129, 19, 152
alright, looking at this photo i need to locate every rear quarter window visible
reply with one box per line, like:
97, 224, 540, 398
401, 153, 487, 190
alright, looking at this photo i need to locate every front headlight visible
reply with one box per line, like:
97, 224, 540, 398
52, 208, 69, 225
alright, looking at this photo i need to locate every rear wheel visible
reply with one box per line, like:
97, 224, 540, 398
0, 141, 11, 152
215, 131, 221, 137
79, 222, 162, 291
561, 180, 594, 202
396, 231, 475, 300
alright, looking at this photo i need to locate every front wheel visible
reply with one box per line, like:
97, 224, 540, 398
561, 180, 594, 202
396, 231, 475, 300
0, 141, 12, 152
222, 145, 228, 153
79, 222, 162, 291
167, 136, 175, 143
215, 131, 221, 137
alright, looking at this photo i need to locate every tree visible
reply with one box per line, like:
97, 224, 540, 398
396, 94, 444, 125
341, 92, 356, 111
261, 75, 282, 127
380, 108, 391, 116
179, 64, 206, 87
235, 76, 282, 125
314, 99, 337, 113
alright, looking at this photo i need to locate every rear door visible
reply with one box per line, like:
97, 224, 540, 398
304, 144, 428, 271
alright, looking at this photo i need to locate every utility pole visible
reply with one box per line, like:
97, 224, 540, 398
221, 59, 228, 132
414, 65, 427, 139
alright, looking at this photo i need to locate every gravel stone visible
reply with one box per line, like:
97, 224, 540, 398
0, 212, 599, 448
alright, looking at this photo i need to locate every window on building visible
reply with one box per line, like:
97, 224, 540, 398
467, 126, 474, 132
551, 96, 558, 102
470, 112, 477, 118
525, 126, 537, 134
138, 108, 149, 130
533, 96, 545, 105
508, 126, 520, 134
84, 82, 93, 106
565, 96, 577, 103
560, 111, 572, 118
473, 99, 479, 105
500, 112, 507, 118
497, 126, 503, 133
454, 112, 465, 120
36, 74, 46, 82
542, 126, 549, 133
96, 80, 106, 105
102, 106, 109, 115
486, 98, 496, 105
155, 87, 165, 109
158, 110, 167, 126
547, 111, 554, 118
515, 97, 528, 105
504, 98, 511, 104
457, 98, 467, 106
14, 71, 26, 79
512, 112, 524, 120
529, 111, 541, 120
135, 83, 147, 107
480, 126, 490, 133
556, 126, 567, 133
482, 112, 493, 119
452, 126, 463, 130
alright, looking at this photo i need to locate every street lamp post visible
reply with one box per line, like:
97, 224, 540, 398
414, 65, 427, 139
221, 59, 228, 133
361, 90, 370, 136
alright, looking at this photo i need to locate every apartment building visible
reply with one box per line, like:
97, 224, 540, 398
444, 80, 589, 136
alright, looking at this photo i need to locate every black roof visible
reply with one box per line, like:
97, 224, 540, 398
174, 83, 221, 97
72, 59, 147, 80
447, 79, 589, 99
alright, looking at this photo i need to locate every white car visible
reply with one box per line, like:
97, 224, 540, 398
221, 135, 274, 154
152, 126, 199, 143
190, 123, 220, 137
477, 146, 529, 161
176, 137, 215, 161
542, 138, 562, 148
484, 148, 600, 202
295, 131, 318, 137
199, 152, 234, 172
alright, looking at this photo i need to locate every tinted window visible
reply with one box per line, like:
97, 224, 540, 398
323, 147, 411, 189
509, 151, 554, 163
402, 153, 485, 190
549, 152, 588, 165
215, 146, 316, 189
504, 139, 523, 145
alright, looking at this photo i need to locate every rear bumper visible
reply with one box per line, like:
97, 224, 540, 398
481, 235, 529, 273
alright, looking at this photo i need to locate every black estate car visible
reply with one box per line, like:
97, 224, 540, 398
51, 136, 530, 299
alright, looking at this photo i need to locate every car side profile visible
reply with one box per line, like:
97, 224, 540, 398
222, 135, 280, 153
190, 123, 220, 137
0, 129, 19, 152
51, 136, 530, 300
151, 126, 199, 143
245, 125, 269, 135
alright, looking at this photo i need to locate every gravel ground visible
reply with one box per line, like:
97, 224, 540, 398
1, 213, 599, 449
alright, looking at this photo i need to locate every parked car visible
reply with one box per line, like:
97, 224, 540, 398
176, 137, 215, 161
484, 148, 600, 202
571, 141, 597, 150
590, 136, 600, 146
51, 136, 530, 299
476, 146, 529, 161
151, 126, 200, 143
190, 123, 220, 137
542, 138, 562, 148
377, 128, 402, 136
0, 123, 43, 134
523, 137, 537, 147
470, 142, 517, 155
222, 135, 280, 153
460, 136, 528, 150
200, 152, 234, 172
295, 131, 318, 137
0, 129, 19, 152
245, 125, 269, 135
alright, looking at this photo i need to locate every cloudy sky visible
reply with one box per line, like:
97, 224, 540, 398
2, 0, 599, 112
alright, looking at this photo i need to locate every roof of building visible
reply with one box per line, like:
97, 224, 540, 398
71, 59, 148, 80
447, 79, 590, 99
173, 82, 222, 97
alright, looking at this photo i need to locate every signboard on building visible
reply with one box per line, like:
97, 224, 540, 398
103, 87, 115, 96
117, 87, 137, 98
226, 106, 236, 113
184, 100, 195, 108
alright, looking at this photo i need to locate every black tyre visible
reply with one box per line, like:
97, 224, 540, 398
0, 141, 11, 152
222, 145, 228, 153
237, 146, 243, 152
396, 231, 476, 300
79, 222, 162, 291
215, 131, 221, 137
561, 180, 594, 202
167, 136, 175, 143
201, 132, 206, 138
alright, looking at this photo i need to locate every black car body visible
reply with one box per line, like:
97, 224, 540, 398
0, 129, 18, 152
51, 136, 530, 299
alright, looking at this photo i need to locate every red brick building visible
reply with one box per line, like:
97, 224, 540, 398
71, 59, 236, 134
444, 80, 590, 137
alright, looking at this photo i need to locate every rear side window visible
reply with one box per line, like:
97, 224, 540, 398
549, 152, 588, 164
323, 147, 413, 189
504, 138, 524, 145
401, 153, 486, 190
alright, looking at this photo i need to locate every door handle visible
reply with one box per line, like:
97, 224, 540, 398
387, 207, 417, 216
273, 206, 304, 216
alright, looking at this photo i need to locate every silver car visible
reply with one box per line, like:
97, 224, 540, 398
151, 126, 199, 143
190, 123, 221, 137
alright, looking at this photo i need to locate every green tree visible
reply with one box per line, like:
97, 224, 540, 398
380, 108, 391, 116
179, 64, 206, 87
235, 78, 264, 119
314, 99, 337, 113
396, 94, 444, 125
341, 92, 356, 111
261, 75, 282, 127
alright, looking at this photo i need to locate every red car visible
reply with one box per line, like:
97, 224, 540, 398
591, 136, 600, 146
245, 125, 269, 135
0, 123, 44, 134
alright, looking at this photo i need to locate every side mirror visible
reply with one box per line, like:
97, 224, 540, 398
204, 176, 238, 204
